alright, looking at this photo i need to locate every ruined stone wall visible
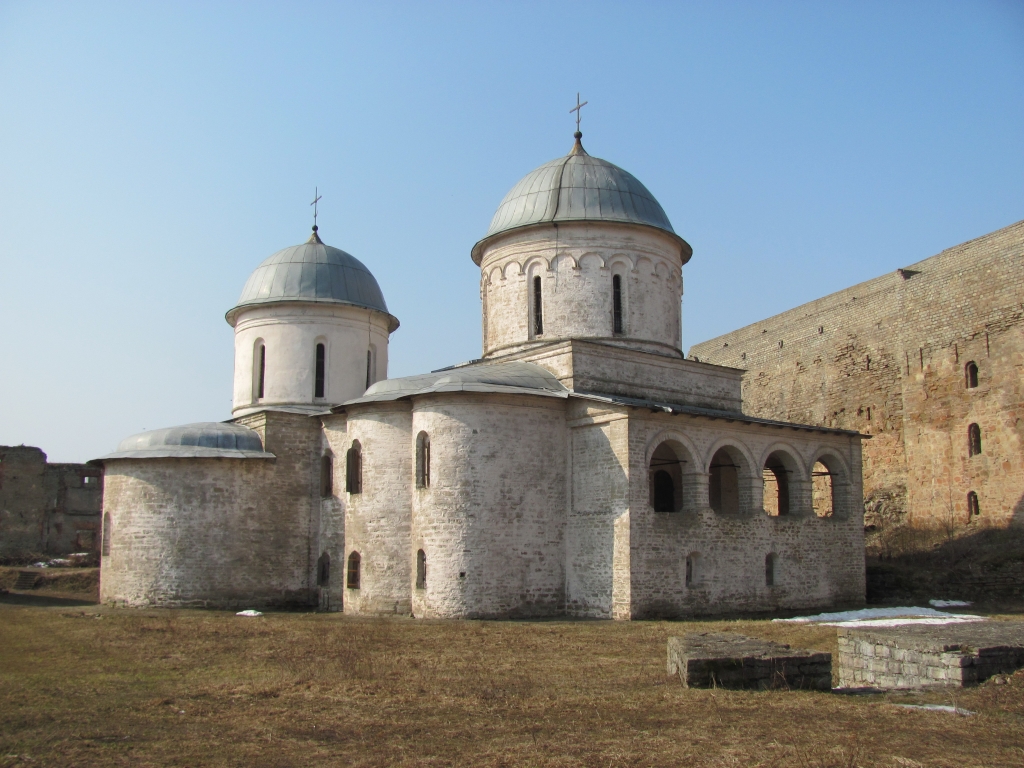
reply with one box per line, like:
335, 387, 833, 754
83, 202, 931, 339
99, 411, 320, 608
689, 220, 1024, 527
0, 446, 102, 559
409, 393, 568, 619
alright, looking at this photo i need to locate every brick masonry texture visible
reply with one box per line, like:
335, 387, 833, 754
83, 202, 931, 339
690, 221, 1024, 527
667, 633, 832, 690
837, 622, 1024, 689
0, 445, 102, 558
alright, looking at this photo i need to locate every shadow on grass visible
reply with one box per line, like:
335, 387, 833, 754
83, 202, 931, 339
0, 591, 98, 608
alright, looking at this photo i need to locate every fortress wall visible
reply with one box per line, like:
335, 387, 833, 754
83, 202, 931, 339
409, 393, 567, 619
0, 446, 103, 558
339, 402, 413, 615
689, 220, 1024, 527
626, 413, 865, 618
99, 411, 320, 608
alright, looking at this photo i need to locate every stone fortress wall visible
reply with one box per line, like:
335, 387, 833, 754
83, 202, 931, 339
689, 220, 1024, 528
0, 445, 103, 559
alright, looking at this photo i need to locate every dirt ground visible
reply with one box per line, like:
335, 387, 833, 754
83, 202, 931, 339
1, 596, 1023, 768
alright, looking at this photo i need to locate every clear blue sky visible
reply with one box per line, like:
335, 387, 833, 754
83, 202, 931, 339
2, 1, 1022, 462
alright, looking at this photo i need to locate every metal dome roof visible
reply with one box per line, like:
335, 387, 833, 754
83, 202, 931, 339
472, 134, 688, 264
226, 229, 398, 330
97, 422, 274, 460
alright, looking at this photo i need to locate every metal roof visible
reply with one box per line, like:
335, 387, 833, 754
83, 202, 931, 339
96, 422, 276, 460
337, 361, 569, 407
472, 135, 690, 264
226, 228, 399, 330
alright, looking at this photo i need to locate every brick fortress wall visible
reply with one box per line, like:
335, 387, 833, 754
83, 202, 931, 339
689, 220, 1024, 527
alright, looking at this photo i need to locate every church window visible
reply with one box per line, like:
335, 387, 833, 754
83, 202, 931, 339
653, 471, 674, 512
416, 549, 426, 589
649, 442, 684, 513
366, 350, 373, 390
101, 512, 111, 557
967, 491, 980, 520
685, 553, 699, 587
346, 552, 360, 589
314, 343, 326, 398
256, 342, 266, 400
965, 361, 978, 389
765, 553, 776, 586
317, 552, 331, 586
415, 432, 430, 488
612, 275, 623, 334
532, 276, 543, 336
346, 442, 362, 494
709, 448, 740, 514
968, 423, 982, 457
320, 454, 333, 497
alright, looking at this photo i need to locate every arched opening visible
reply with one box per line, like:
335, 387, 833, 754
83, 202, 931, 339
317, 552, 331, 586
346, 441, 362, 494
101, 512, 111, 557
254, 341, 267, 400
811, 461, 834, 518
965, 361, 979, 389
314, 342, 326, 398
765, 553, 777, 586
415, 431, 430, 489
685, 552, 699, 588
320, 454, 333, 498
416, 549, 426, 589
532, 275, 544, 336
967, 491, 980, 521
649, 442, 684, 513
762, 451, 794, 516
346, 552, 360, 589
612, 274, 623, 335
709, 447, 741, 514
968, 423, 982, 457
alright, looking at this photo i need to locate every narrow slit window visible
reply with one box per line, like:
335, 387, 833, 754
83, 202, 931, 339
765, 553, 776, 587
968, 423, 982, 457
685, 554, 694, 587
347, 552, 361, 589
612, 274, 623, 334
346, 442, 362, 494
257, 344, 266, 399
416, 432, 430, 488
101, 512, 111, 557
532, 275, 543, 336
365, 350, 372, 390
321, 454, 333, 497
967, 491, 980, 521
965, 361, 978, 389
416, 549, 426, 589
314, 343, 326, 398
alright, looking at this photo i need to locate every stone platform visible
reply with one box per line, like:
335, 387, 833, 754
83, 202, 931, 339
667, 633, 832, 690
837, 622, 1024, 690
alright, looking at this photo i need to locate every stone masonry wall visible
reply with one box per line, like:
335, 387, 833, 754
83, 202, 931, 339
0, 445, 103, 559
100, 411, 321, 608
689, 220, 1024, 527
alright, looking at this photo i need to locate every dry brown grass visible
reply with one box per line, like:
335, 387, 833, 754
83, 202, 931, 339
1, 604, 1023, 767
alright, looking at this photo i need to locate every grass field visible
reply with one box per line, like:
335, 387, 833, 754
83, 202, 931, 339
2, 596, 1023, 768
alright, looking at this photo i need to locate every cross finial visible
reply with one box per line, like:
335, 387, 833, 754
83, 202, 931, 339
569, 93, 588, 135
310, 187, 322, 231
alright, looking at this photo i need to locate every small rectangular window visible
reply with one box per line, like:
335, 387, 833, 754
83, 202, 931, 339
533, 276, 543, 336
612, 275, 623, 335
314, 343, 326, 399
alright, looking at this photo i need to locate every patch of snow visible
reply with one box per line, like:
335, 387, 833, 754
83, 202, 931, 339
775, 606, 983, 624
929, 599, 972, 608
236, 609, 263, 617
895, 704, 974, 715
821, 616, 985, 628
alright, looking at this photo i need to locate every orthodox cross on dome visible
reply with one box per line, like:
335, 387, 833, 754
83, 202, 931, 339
569, 93, 588, 134
310, 187, 322, 230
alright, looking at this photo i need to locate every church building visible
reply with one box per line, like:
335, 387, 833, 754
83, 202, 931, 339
97, 131, 866, 618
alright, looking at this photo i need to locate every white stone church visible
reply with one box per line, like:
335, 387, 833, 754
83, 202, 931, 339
98, 131, 866, 619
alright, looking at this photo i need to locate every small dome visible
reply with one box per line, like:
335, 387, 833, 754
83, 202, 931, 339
472, 135, 688, 263
226, 229, 398, 330
97, 422, 274, 460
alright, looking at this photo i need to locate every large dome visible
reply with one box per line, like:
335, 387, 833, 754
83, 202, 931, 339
472, 135, 684, 263
226, 229, 398, 330
98, 422, 274, 460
